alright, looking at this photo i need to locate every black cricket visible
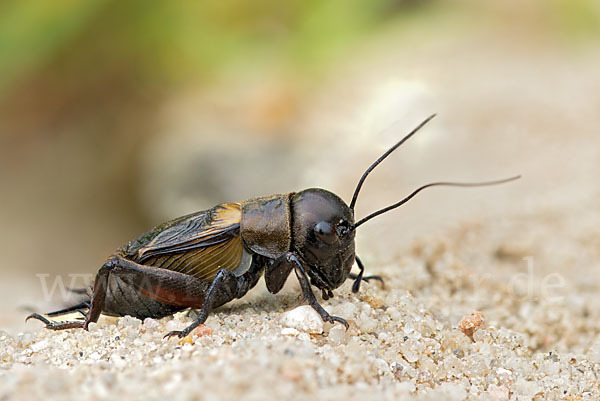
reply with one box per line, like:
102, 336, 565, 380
27, 115, 519, 339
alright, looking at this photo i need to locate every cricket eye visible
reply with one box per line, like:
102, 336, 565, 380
336, 219, 351, 237
314, 221, 337, 244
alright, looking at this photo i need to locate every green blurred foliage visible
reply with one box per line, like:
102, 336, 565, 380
0, 0, 105, 95
551, 0, 600, 39
0, 0, 423, 98
2, 0, 598, 101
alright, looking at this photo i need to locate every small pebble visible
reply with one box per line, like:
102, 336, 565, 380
327, 324, 347, 345
30, 340, 48, 352
357, 311, 377, 333
486, 384, 510, 401
281, 328, 300, 337
458, 311, 485, 341
192, 324, 212, 337
143, 318, 159, 329
165, 320, 183, 332
118, 316, 142, 328
280, 305, 324, 334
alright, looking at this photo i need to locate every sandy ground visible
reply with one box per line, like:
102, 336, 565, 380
3, 163, 600, 401
3, 201, 600, 401
2, 22, 600, 401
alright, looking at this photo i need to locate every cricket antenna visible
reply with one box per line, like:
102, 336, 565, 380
351, 176, 521, 230
349, 114, 437, 211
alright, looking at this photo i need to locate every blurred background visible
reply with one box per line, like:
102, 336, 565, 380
1, 0, 600, 323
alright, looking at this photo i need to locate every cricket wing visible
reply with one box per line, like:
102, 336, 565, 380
129, 203, 251, 281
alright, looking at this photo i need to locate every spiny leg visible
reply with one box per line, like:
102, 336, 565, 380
28, 256, 258, 336
24, 301, 90, 330
350, 255, 384, 293
86, 256, 217, 324
46, 301, 90, 317
68, 287, 91, 295
26, 259, 116, 331
163, 269, 240, 339
286, 252, 349, 329
25, 313, 85, 330
27, 256, 208, 332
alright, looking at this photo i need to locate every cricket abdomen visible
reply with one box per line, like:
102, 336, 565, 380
102, 275, 186, 319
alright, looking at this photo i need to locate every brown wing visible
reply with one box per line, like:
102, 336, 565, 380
127, 203, 251, 282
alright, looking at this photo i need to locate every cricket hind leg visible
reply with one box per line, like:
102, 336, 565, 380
26, 286, 92, 328
27, 256, 209, 331
27, 255, 261, 335
87, 256, 213, 323
26, 259, 117, 331
25, 313, 85, 330
68, 287, 91, 295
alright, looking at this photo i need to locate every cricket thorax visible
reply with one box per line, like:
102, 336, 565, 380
240, 193, 293, 259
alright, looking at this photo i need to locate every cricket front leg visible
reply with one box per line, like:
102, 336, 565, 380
285, 252, 349, 329
349, 255, 384, 293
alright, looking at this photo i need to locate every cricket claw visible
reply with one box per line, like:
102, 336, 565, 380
325, 314, 349, 330
163, 330, 189, 340
26, 313, 52, 325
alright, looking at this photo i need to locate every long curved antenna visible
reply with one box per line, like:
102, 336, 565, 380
349, 114, 437, 211
351, 175, 521, 230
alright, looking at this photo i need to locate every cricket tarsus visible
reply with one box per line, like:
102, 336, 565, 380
26, 313, 85, 330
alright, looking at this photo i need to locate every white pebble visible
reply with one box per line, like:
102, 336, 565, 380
496, 367, 513, 384
336, 302, 358, 318
30, 340, 48, 352
400, 339, 420, 363
514, 378, 541, 397
118, 316, 141, 328
327, 324, 347, 345
19, 333, 33, 346
281, 328, 300, 337
374, 358, 389, 375
358, 311, 377, 333
487, 384, 509, 401
143, 318, 159, 329
280, 305, 324, 334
